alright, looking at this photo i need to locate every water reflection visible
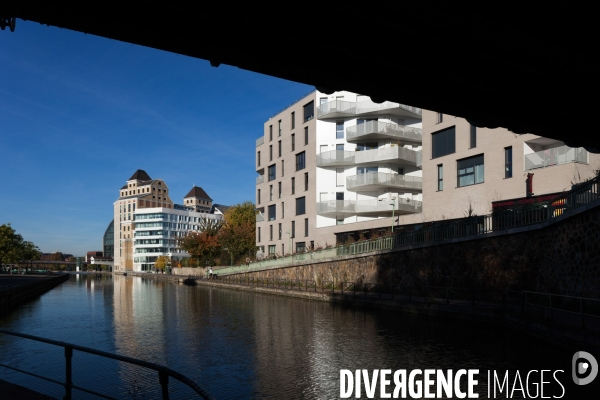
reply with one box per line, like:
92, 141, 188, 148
0, 274, 593, 399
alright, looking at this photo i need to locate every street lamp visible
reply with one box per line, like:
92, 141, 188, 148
379, 196, 397, 232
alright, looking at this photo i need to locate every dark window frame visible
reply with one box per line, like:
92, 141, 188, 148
296, 151, 306, 171
431, 126, 456, 159
457, 154, 485, 188
505, 147, 513, 178
296, 196, 306, 216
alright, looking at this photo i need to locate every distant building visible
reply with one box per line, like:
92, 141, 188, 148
113, 169, 226, 273
86, 251, 103, 262
103, 219, 114, 258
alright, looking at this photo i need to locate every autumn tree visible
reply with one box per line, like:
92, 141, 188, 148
154, 255, 170, 272
218, 201, 256, 262
178, 216, 223, 265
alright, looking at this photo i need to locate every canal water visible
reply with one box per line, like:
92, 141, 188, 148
0, 274, 594, 399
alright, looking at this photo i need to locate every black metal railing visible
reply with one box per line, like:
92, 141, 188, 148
0, 329, 214, 400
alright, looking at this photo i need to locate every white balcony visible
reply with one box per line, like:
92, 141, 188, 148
256, 136, 264, 147
524, 145, 588, 171
346, 121, 422, 144
316, 100, 356, 119
355, 146, 419, 166
256, 175, 264, 185
316, 150, 356, 167
346, 172, 422, 191
355, 100, 422, 118
316, 199, 422, 216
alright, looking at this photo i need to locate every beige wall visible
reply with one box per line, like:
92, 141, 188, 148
256, 92, 317, 255
421, 111, 600, 221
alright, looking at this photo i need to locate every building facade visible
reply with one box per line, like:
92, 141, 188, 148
255, 91, 423, 256
421, 111, 600, 221
113, 170, 222, 273
256, 94, 599, 254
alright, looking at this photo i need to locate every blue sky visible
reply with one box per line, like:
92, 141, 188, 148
0, 20, 312, 256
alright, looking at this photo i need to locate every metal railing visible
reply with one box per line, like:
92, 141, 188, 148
219, 176, 600, 275
256, 136, 264, 147
524, 145, 587, 171
0, 329, 214, 400
346, 120, 422, 143
346, 172, 422, 191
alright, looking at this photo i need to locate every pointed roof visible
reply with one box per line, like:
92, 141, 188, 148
128, 169, 152, 181
184, 186, 212, 201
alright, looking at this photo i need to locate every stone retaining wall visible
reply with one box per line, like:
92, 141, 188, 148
240, 204, 600, 297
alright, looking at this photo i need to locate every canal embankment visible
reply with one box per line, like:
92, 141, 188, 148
0, 273, 69, 316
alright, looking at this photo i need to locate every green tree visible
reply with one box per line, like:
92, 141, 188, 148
0, 223, 41, 265
218, 201, 256, 262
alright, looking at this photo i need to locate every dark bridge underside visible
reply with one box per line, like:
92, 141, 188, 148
2, 2, 598, 148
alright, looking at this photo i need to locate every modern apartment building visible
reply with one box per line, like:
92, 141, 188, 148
255, 91, 423, 255
113, 170, 222, 273
421, 111, 600, 220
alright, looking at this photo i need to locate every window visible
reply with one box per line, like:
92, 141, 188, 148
336, 192, 344, 200
296, 242, 305, 253
291, 221, 295, 238
336, 121, 344, 139
437, 164, 443, 191
291, 134, 295, 151
270, 185, 273, 201
336, 218, 344, 225
398, 167, 404, 175
257, 227, 261, 242
269, 125, 273, 141
269, 245, 275, 255
291, 177, 295, 194
432, 126, 456, 159
336, 168, 344, 186
505, 147, 513, 178
296, 151, 306, 171
278, 140, 282, 157
278, 120, 282, 136
296, 196, 306, 215
304, 173, 308, 191
457, 154, 484, 187
281, 202, 284, 218
304, 126, 309, 145
303, 100, 314, 122
278, 182, 282, 198
281, 160, 284, 177
304, 218, 308, 237
291, 112, 295, 129
278, 223, 282, 239
268, 205, 276, 221
257, 189, 261, 204
268, 164, 276, 181
470, 125, 477, 148
437, 113, 443, 123
269, 145, 273, 161
270, 225, 273, 241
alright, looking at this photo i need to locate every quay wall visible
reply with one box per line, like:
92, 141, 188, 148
236, 203, 600, 297
0, 274, 70, 316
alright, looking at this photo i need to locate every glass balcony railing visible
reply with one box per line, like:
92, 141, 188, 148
346, 120, 422, 143
256, 136, 264, 147
256, 214, 264, 222
316, 100, 356, 119
355, 100, 422, 117
316, 150, 356, 167
355, 146, 419, 165
524, 145, 588, 171
316, 199, 422, 215
346, 172, 422, 191
256, 175, 264, 185
317, 99, 422, 119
